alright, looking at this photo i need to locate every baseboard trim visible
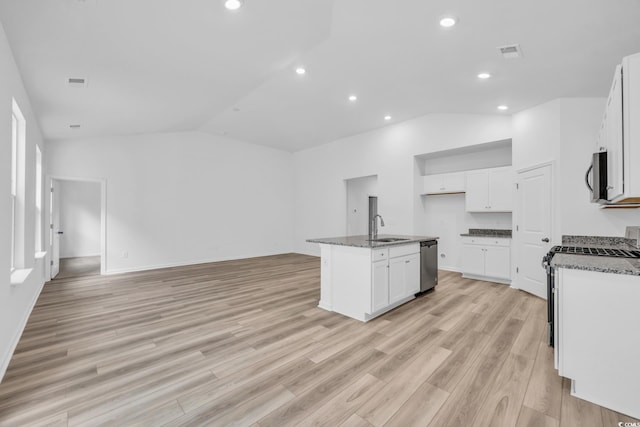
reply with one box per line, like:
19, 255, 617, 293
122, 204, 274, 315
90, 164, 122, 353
104, 251, 295, 275
462, 272, 511, 285
438, 265, 462, 273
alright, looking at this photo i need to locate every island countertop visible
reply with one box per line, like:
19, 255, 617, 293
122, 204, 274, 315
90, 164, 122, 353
306, 234, 438, 248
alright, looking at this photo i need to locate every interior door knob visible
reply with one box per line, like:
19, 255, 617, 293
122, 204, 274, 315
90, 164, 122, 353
541, 237, 550, 243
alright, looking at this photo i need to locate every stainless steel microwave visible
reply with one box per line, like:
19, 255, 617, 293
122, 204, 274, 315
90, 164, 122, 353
586, 151, 608, 203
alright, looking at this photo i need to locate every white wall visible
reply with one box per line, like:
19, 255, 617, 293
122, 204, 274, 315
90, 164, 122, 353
421, 195, 512, 271
557, 98, 640, 236
293, 114, 513, 257
346, 175, 378, 236
0, 21, 47, 381
58, 180, 101, 258
513, 97, 640, 243
47, 131, 294, 273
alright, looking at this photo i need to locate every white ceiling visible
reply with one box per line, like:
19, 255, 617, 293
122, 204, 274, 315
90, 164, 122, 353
1, 0, 640, 152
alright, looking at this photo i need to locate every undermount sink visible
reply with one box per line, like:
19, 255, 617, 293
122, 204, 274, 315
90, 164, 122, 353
368, 237, 410, 243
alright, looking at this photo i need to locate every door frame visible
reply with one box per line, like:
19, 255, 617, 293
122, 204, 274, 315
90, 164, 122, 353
46, 175, 107, 278
512, 161, 555, 293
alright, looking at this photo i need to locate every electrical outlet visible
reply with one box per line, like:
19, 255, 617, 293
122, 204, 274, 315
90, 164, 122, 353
122, 251, 128, 259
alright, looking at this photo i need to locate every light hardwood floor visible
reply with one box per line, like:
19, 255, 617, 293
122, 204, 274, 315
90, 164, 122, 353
57, 256, 101, 279
0, 254, 637, 426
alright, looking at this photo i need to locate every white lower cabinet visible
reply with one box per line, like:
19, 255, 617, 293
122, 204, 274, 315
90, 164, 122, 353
461, 237, 511, 283
318, 242, 420, 322
484, 245, 511, 279
556, 268, 640, 419
372, 260, 389, 312
389, 253, 420, 304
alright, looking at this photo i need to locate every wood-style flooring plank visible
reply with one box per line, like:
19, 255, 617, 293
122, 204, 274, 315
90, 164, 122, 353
0, 254, 629, 426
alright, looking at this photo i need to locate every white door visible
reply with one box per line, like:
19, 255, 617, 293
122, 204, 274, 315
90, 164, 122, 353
50, 179, 60, 279
516, 164, 552, 299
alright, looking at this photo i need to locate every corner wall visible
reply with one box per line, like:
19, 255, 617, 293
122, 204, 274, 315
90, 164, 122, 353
512, 97, 640, 243
46, 131, 295, 273
293, 114, 513, 257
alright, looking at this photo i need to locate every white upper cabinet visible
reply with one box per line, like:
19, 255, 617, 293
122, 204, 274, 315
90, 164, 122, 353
465, 166, 514, 212
597, 65, 624, 201
597, 52, 640, 205
422, 172, 465, 195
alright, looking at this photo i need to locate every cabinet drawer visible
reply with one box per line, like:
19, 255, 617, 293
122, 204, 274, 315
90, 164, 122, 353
372, 248, 388, 262
461, 237, 511, 247
389, 243, 419, 258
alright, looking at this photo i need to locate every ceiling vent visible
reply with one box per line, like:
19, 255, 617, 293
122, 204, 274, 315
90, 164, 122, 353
67, 78, 87, 88
497, 44, 523, 59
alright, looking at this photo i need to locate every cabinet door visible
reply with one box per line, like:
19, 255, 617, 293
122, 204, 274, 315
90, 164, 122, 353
604, 66, 624, 201
461, 245, 485, 276
465, 171, 489, 212
423, 175, 444, 194
371, 260, 389, 312
488, 168, 513, 212
404, 253, 421, 295
484, 245, 510, 279
388, 256, 407, 304
442, 172, 465, 193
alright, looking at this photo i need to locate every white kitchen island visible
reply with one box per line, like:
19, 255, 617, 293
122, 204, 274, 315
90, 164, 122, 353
307, 235, 438, 322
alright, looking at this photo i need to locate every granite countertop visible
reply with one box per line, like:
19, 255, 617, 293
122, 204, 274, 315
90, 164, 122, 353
460, 228, 512, 238
551, 254, 640, 276
306, 234, 438, 248
550, 235, 640, 276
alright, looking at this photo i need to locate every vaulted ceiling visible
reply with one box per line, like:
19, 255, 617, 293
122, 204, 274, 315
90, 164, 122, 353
1, 0, 640, 151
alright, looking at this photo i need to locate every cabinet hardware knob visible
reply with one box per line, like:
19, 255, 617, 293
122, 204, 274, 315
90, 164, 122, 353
541, 237, 550, 243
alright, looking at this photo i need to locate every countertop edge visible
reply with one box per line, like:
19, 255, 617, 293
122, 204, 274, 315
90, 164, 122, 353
306, 235, 439, 249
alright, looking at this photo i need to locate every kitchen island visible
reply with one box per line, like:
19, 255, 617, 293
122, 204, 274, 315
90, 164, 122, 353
306, 235, 438, 322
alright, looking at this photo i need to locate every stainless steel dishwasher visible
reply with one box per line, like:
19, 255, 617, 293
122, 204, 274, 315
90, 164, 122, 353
419, 240, 438, 293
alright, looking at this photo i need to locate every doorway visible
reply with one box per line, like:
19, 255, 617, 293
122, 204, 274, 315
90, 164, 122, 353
346, 175, 378, 236
49, 177, 106, 279
514, 163, 553, 299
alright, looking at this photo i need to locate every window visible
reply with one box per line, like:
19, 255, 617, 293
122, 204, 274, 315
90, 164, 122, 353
10, 110, 17, 270
35, 145, 42, 252
10, 98, 26, 272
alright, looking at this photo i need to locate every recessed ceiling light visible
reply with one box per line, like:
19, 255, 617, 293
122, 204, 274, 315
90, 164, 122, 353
384, 115, 392, 121
439, 16, 457, 27
497, 105, 509, 111
348, 95, 357, 102
477, 73, 491, 79
295, 67, 306, 75
224, 0, 243, 10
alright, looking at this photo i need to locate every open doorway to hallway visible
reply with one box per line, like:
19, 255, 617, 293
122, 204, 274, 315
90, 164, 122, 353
49, 177, 106, 280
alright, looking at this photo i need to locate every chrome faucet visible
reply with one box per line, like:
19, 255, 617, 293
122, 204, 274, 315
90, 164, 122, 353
371, 214, 385, 239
